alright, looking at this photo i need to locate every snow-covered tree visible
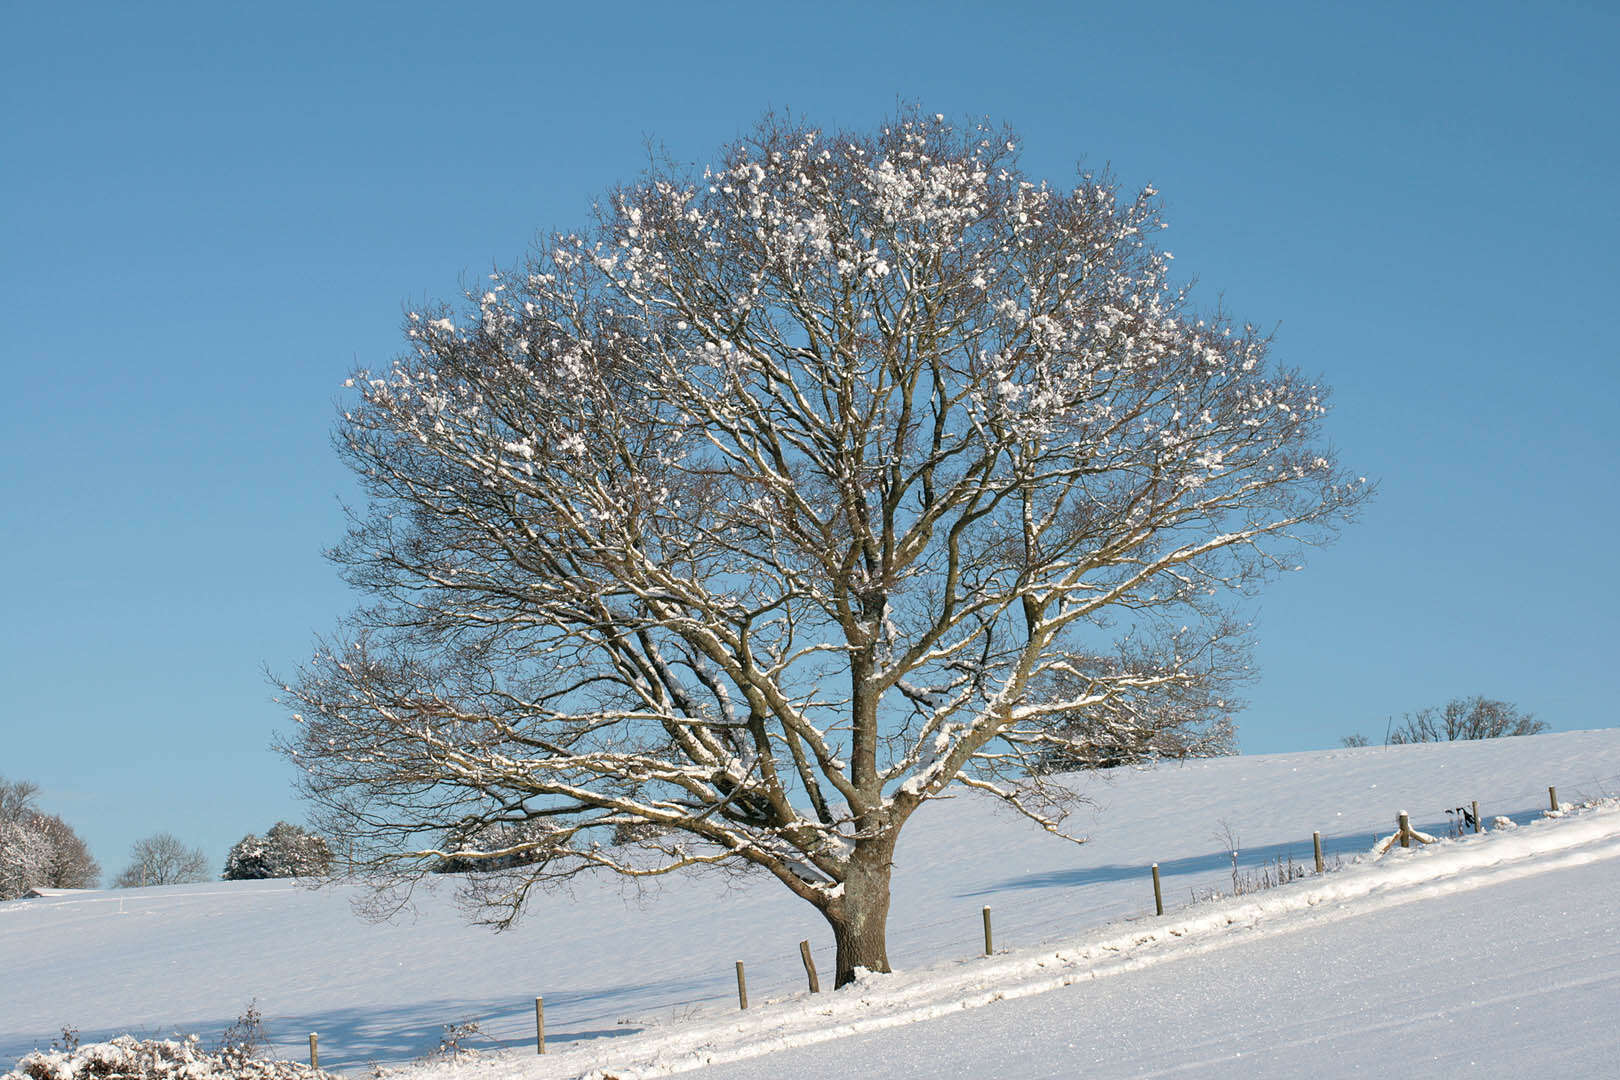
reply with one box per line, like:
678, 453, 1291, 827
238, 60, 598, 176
281, 110, 1366, 985
222, 822, 333, 880
114, 832, 210, 888
0, 821, 54, 900
0, 777, 100, 899
29, 813, 101, 890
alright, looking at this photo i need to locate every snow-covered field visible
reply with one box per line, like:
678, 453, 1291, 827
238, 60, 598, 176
5, 730, 1620, 1078
682, 828, 1620, 1080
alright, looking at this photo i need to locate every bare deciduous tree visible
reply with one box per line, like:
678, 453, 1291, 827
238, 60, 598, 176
115, 832, 210, 888
30, 813, 102, 890
1388, 696, 1545, 744
280, 110, 1366, 985
0, 778, 40, 824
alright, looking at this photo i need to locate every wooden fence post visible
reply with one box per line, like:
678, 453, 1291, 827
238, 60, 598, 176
1472, 800, 1481, 834
1549, 786, 1559, 812
308, 1033, 318, 1070
1151, 863, 1164, 916
1398, 811, 1411, 848
1313, 831, 1324, 873
535, 996, 545, 1055
799, 939, 820, 993
736, 960, 748, 1010
982, 906, 994, 955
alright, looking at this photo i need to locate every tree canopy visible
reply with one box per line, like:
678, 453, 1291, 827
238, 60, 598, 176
1389, 696, 1545, 744
282, 110, 1365, 984
114, 832, 210, 888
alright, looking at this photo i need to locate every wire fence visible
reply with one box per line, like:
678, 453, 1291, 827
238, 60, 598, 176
363, 766, 1620, 1067
18, 765, 1620, 1072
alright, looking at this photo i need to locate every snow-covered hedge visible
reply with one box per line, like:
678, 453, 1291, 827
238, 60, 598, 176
5, 1035, 337, 1080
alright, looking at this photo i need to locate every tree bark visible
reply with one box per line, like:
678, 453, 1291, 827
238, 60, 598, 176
823, 835, 896, 987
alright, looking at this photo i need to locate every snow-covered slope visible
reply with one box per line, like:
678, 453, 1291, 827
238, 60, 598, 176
683, 823, 1620, 1080
4, 730, 1619, 1077
389, 794, 1620, 1080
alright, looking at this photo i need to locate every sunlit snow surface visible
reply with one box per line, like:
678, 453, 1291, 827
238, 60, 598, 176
684, 841, 1620, 1080
5, 730, 1620, 1077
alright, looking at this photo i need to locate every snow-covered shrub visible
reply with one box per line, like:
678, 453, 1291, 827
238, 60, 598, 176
426, 1021, 486, 1062
4, 1035, 337, 1080
223, 823, 333, 880
216, 999, 270, 1058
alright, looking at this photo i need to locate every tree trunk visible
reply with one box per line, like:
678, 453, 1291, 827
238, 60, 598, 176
823, 835, 895, 988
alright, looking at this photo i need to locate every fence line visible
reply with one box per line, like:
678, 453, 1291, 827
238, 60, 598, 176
458, 774, 1618, 1054
76, 773, 1620, 1068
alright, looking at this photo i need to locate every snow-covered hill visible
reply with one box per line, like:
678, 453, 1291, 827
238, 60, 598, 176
5, 730, 1619, 1078
671, 825, 1620, 1080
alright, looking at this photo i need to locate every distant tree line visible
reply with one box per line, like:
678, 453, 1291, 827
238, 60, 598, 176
1342, 695, 1546, 748
111, 821, 334, 885
2, 777, 337, 900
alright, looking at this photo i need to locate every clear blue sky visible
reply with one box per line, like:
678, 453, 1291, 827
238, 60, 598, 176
3, 0, 1616, 880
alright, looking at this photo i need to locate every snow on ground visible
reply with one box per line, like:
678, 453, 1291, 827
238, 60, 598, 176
395, 797, 1620, 1079
4, 730, 1619, 1077
683, 822, 1620, 1080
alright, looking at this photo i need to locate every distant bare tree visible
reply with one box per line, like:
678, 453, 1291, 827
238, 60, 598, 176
1388, 696, 1545, 744
1340, 733, 1371, 747
114, 832, 210, 888
281, 109, 1367, 986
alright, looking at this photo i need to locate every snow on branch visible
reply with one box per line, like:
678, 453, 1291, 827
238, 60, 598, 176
281, 108, 1365, 938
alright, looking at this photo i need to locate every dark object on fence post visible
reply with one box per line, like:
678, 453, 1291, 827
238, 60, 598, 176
1151, 863, 1164, 916
799, 939, 820, 993
535, 996, 545, 1055
1398, 811, 1411, 848
736, 960, 748, 1010
1472, 800, 1481, 834
1313, 831, 1324, 874
308, 1033, 318, 1070
982, 906, 994, 955
1549, 786, 1559, 812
